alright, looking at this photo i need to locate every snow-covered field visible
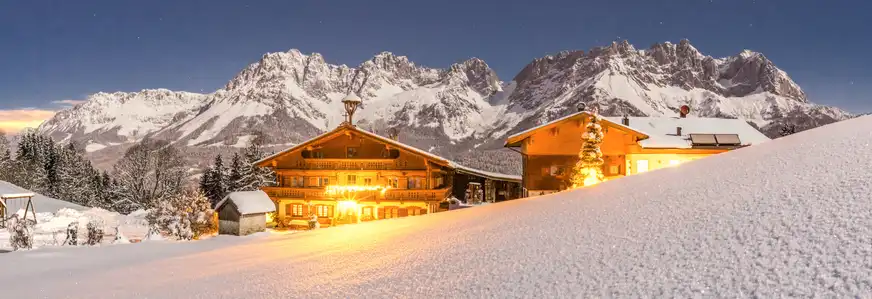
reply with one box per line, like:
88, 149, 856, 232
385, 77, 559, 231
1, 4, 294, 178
0, 116, 870, 298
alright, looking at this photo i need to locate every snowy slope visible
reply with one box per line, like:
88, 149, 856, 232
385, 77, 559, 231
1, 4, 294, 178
3, 116, 872, 297
36, 40, 851, 175
0, 180, 85, 212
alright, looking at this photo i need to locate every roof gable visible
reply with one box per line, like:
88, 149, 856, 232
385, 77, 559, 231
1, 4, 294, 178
256, 124, 451, 167
215, 191, 276, 214
505, 111, 650, 147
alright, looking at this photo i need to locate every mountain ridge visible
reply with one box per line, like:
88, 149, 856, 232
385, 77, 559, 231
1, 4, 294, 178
36, 40, 853, 174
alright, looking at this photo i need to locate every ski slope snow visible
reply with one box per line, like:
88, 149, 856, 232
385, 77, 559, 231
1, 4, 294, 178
1, 116, 871, 297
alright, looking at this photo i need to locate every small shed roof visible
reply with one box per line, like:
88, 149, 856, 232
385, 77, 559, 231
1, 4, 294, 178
448, 161, 522, 182
215, 191, 276, 215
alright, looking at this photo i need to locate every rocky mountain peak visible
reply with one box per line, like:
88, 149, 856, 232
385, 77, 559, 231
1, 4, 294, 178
441, 58, 501, 95
36, 40, 852, 175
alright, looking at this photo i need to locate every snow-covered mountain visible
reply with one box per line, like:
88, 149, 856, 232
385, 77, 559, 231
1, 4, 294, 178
37, 40, 852, 173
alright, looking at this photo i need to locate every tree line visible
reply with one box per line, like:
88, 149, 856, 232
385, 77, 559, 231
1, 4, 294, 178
0, 129, 274, 215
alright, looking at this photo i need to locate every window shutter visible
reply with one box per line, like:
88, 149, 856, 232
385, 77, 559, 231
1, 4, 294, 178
398, 207, 408, 217
285, 204, 292, 216
379, 207, 385, 219
328, 205, 334, 217
302, 204, 309, 217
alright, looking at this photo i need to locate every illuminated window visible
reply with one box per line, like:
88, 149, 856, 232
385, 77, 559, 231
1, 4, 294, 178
609, 165, 619, 175
347, 175, 357, 185
316, 205, 330, 217
362, 206, 373, 220
384, 207, 398, 218
407, 177, 423, 189
636, 160, 649, 173
346, 147, 359, 158
364, 178, 372, 186
388, 177, 399, 188
291, 176, 304, 187
289, 204, 303, 217
669, 160, 681, 166
313, 151, 324, 159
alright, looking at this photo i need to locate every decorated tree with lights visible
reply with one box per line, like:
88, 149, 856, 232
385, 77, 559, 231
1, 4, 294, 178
570, 114, 605, 188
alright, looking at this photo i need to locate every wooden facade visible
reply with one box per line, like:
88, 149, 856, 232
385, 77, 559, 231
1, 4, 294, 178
257, 124, 522, 229
506, 111, 753, 196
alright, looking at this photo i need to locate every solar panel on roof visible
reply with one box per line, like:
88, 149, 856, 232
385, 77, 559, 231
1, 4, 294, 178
715, 134, 741, 145
690, 134, 717, 145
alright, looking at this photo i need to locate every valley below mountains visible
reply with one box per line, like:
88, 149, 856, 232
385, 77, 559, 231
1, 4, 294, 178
37, 39, 854, 175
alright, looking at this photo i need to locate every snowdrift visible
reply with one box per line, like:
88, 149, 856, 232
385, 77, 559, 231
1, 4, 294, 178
0, 116, 870, 297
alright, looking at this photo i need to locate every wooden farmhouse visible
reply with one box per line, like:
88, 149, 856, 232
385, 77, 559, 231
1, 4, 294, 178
215, 191, 277, 236
505, 106, 771, 196
255, 93, 521, 229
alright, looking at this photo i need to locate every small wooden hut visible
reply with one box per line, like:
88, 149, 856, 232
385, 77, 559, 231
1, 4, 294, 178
215, 191, 276, 236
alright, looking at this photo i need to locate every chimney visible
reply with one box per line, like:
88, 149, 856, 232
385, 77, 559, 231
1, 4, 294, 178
621, 115, 629, 126
676, 127, 683, 136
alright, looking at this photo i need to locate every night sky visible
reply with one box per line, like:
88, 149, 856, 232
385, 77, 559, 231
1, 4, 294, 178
1, 0, 869, 131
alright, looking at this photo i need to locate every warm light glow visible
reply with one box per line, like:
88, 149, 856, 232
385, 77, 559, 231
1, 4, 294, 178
325, 185, 390, 198
0, 109, 56, 133
669, 160, 681, 166
337, 200, 359, 211
572, 167, 603, 189
265, 212, 274, 223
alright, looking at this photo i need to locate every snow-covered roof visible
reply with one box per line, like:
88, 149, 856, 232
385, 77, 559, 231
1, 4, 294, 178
0, 192, 35, 199
448, 161, 521, 182
215, 191, 276, 215
602, 116, 771, 148
504, 111, 770, 149
0, 180, 85, 212
341, 92, 362, 103
505, 111, 650, 146
255, 124, 521, 182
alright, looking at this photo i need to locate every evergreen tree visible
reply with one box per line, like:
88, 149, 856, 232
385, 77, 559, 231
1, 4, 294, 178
570, 114, 605, 189
0, 130, 11, 182
226, 152, 244, 192
202, 155, 227, 206
238, 133, 276, 191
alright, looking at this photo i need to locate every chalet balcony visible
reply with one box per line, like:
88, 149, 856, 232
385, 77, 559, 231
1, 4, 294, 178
296, 159, 409, 171
262, 186, 450, 202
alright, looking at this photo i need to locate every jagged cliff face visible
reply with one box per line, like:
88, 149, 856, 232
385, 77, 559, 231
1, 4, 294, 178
37, 40, 853, 174
488, 39, 846, 145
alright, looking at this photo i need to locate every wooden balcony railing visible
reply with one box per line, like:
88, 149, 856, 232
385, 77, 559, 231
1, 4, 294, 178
296, 159, 407, 170
262, 187, 450, 201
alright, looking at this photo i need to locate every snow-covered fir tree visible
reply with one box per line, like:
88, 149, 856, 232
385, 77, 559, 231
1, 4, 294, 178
200, 154, 228, 206
570, 115, 605, 188
226, 152, 244, 192
237, 134, 276, 191
0, 130, 12, 182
